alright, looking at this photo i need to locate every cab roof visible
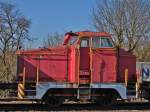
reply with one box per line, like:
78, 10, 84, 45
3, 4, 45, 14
65, 31, 111, 37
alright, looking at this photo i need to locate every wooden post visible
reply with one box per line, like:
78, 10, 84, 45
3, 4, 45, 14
125, 69, 128, 86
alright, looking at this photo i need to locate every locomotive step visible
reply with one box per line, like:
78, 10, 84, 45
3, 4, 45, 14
77, 87, 91, 100
25, 86, 36, 89
25, 95, 36, 99
25, 90, 36, 92
79, 79, 90, 83
25, 89, 36, 96
78, 84, 90, 87
25, 89, 36, 91
127, 83, 136, 89
127, 95, 136, 99
127, 90, 136, 96
78, 86, 91, 89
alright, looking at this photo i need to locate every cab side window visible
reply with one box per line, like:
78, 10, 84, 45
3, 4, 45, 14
80, 38, 89, 47
101, 38, 113, 47
92, 37, 101, 48
92, 37, 114, 48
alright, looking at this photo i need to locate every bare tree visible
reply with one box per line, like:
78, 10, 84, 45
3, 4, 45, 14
43, 32, 63, 47
0, 2, 31, 82
134, 39, 150, 61
92, 0, 150, 53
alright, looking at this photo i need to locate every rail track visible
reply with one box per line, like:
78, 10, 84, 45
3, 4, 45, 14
0, 101, 150, 111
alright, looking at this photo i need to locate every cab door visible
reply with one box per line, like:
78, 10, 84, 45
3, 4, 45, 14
91, 37, 117, 83
79, 37, 91, 84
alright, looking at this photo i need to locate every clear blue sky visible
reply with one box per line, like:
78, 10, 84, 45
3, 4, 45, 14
0, 0, 97, 47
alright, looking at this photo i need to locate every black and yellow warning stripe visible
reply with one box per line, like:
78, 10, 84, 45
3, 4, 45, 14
18, 83, 25, 99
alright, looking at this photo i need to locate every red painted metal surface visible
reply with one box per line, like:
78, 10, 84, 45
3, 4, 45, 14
118, 49, 136, 82
80, 47, 90, 70
92, 48, 117, 83
17, 47, 68, 82
17, 31, 136, 84
68, 46, 77, 83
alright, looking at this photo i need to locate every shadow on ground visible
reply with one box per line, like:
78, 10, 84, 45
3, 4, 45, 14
0, 102, 150, 111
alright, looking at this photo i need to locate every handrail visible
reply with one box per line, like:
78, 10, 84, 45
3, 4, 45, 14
125, 68, 128, 86
23, 67, 26, 87
90, 37, 93, 84
36, 65, 39, 85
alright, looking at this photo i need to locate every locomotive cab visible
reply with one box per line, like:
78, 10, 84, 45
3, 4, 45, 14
63, 31, 117, 83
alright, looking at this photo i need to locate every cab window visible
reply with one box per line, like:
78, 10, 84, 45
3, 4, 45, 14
80, 38, 89, 47
68, 36, 78, 45
92, 37, 114, 48
92, 37, 101, 48
101, 38, 113, 47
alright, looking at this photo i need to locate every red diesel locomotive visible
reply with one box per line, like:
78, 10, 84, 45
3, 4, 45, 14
16, 31, 137, 106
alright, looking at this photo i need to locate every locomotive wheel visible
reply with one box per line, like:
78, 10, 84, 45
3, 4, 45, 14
142, 90, 150, 101
44, 96, 64, 107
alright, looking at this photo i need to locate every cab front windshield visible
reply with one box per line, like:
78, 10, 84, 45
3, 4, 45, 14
68, 36, 78, 45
